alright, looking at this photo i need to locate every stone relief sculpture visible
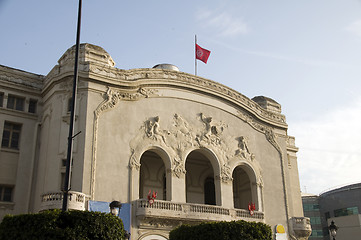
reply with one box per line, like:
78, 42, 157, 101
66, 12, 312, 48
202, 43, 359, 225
236, 136, 255, 161
129, 113, 261, 182
196, 113, 227, 146
221, 163, 233, 182
95, 87, 157, 117
171, 156, 186, 178
145, 116, 168, 144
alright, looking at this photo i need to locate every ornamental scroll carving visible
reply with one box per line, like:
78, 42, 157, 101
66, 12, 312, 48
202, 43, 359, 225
95, 87, 157, 117
129, 113, 259, 182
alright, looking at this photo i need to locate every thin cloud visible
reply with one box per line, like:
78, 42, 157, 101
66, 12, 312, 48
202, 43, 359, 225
196, 9, 248, 37
210, 39, 357, 69
290, 98, 361, 194
346, 19, 361, 38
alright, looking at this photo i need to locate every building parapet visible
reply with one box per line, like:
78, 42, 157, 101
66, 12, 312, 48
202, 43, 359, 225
40, 191, 90, 211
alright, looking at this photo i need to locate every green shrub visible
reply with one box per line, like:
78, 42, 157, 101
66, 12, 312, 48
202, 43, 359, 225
169, 220, 272, 240
0, 209, 124, 240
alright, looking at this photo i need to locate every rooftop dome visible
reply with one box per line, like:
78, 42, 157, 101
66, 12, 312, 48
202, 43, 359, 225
153, 64, 180, 71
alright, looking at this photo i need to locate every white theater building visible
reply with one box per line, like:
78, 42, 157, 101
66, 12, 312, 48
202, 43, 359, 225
0, 44, 311, 239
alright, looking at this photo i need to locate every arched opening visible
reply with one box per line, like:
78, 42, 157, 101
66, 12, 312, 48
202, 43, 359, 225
204, 177, 215, 205
232, 166, 252, 209
185, 151, 216, 205
139, 151, 166, 200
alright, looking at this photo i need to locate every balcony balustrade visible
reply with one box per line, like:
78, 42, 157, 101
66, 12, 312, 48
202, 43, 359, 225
40, 191, 89, 211
136, 199, 264, 224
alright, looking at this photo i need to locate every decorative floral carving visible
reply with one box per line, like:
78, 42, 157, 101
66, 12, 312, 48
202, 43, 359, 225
172, 157, 186, 178
139, 217, 182, 229
220, 163, 233, 183
95, 87, 158, 117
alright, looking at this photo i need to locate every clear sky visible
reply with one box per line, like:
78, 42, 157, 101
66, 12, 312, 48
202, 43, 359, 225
1, 0, 360, 195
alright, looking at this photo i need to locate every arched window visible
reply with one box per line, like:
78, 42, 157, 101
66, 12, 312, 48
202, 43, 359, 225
232, 166, 252, 209
185, 151, 216, 205
139, 151, 166, 200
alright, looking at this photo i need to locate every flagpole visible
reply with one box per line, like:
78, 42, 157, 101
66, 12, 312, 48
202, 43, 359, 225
195, 35, 197, 76
62, 0, 82, 212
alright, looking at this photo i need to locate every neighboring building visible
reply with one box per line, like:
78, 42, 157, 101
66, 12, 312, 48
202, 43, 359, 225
0, 43, 311, 240
302, 183, 361, 240
302, 193, 323, 239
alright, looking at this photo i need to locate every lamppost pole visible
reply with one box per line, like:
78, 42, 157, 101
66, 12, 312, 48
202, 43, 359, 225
62, 0, 82, 212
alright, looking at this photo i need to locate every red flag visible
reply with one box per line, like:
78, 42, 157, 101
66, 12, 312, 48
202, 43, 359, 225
195, 44, 211, 64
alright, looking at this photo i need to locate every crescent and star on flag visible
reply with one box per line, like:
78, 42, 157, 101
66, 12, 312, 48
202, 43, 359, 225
195, 43, 211, 64
195, 35, 211, 75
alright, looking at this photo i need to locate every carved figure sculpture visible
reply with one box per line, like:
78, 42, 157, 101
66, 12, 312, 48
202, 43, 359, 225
199, 113, 213, 140
236, 136, 255, 161
146, 116, 167, 144
173, 114, 189, 135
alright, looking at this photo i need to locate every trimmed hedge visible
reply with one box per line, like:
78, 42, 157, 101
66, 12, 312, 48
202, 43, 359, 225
169, 220, 272, 240
0, 209, 124, 240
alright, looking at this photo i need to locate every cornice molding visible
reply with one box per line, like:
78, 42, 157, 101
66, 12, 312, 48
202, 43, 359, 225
42, 62, 287, 128
86, 65, 287, 128
0, 65, 44, 91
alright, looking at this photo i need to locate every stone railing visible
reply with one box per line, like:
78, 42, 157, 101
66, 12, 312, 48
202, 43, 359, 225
290, 217, 312, 240
40, 191, 90, 211
235, 208, 264, 220
136, 199, 264, 223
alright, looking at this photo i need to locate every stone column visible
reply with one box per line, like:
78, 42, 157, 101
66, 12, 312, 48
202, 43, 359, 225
170, 171, 186, 202
130, 166, 140, 201
220, 179, 233, 208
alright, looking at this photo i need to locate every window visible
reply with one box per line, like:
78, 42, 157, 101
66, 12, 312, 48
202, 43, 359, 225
0, 185, 13, 202
310, 216, 321, 225
303, 203, 320, 212
28, 99, 37, 113
7, 95, 25, 111
61, 173, 66, 191
67, 98, 73, 112
60, 159, 73, 190
1, 122, 22, 149
311, 229, 324, 238
334, 207, 359, 217
0, 92, 3, 107
325, 212, 330, 220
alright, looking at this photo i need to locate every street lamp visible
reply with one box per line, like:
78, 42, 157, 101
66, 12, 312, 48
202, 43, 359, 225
109, 201, 130, 240
109, 200, 122, 216
328, 220, 338, 240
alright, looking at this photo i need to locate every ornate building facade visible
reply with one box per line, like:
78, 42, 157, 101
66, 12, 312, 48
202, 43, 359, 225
0, 43, 311, 239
